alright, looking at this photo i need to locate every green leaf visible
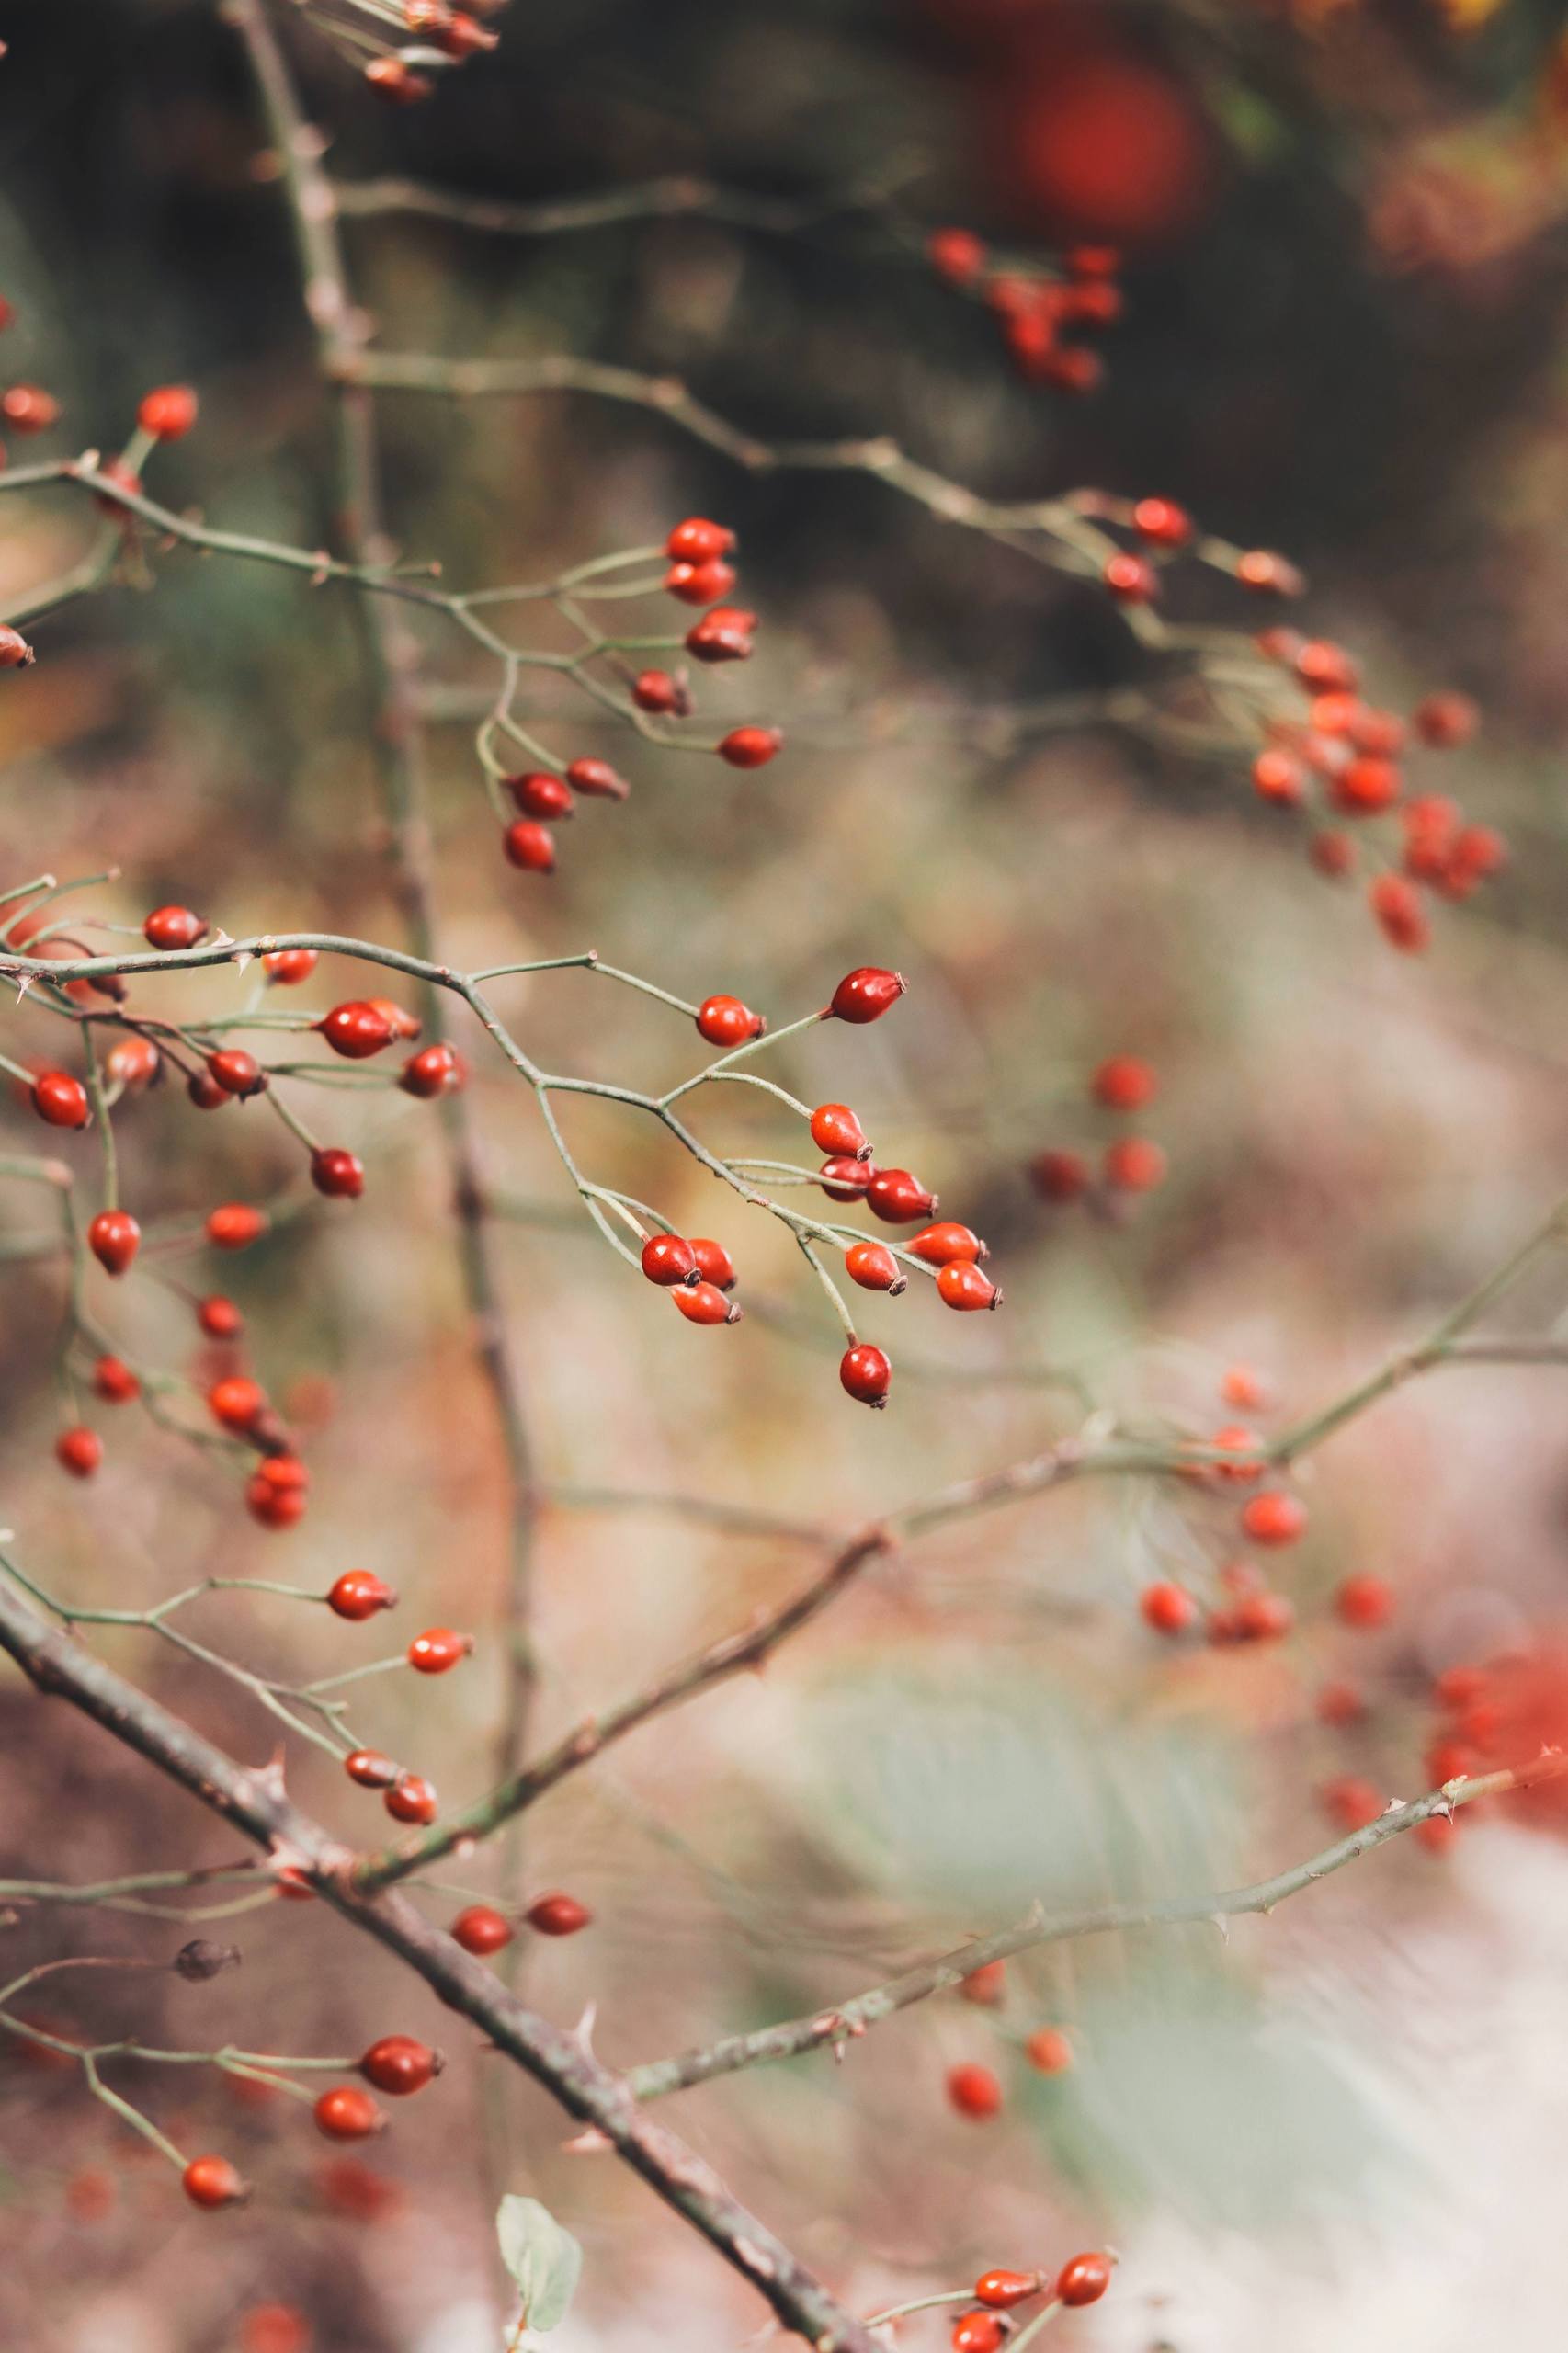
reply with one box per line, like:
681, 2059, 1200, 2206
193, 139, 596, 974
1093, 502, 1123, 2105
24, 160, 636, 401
495, 2194, 583, 2334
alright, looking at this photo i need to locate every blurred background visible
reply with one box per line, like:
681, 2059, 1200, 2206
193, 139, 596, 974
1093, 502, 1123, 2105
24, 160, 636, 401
6, 0, 1568, 2347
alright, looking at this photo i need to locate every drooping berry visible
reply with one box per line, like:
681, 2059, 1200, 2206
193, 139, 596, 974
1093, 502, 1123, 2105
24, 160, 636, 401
688, 1237, 736, 1290
313, 2086, 383, 2142
503, 820, 556, 874
1236, 549, 1304, 597
1104, 552, 1157, 602
846, 1241, 905, 1294
665, 557, 736, 607
87, 1209, 141, 1276
666, 517, 735, 565
1414, 690, 1478, 749
0, 623, 36, 667
1132, 495, 1191, 547
1335, 1574, 1393, 1630
400, 1042, 464, 1098
207, 1049, 267, 1099
1055, 2252, 1115, 2308
246, 1456, 308, 1529
960, 1960, 1005, 2006
926, 226, 988, 283
407, 1627, 472, 1675
937, 1261, 1001, 1312
264, 949, 319, 986
56, 1426, 103, 1479
106, 1035, 160, 1089
384, 1774, 437, 1825
840, 1344, 892, 1408
181, 2154, 247, 2210
829, 967, 905, 1024
1140, 1581, 1196, 1635
209, 1377, 267, 1435
93, 1355, 140, 1404
451, 1904, 515, 1956
198, 1294, 244, 1339
696, 995, 765, 1048
359, 2036, 441, 2097
143, 904, 207, 951
1241, 1490, 1307, 1547
526, 1892, 592, 1937
564, 756, 630, 801
809, 1103, 869, 1159
207, 1202, 267, 1250
345, 1749, 400, 1790
1103, 1137, 1166, 1192
138, 385, 199, 439
641, 1233, 698, 1287
947, 2062, 1002, 2119
1234, 1588, 1294, 1642
1024, 2027, 1074, 2075
31, 1071, 89, 1130
311, 1148, 365, 1200
868, 1167, 937, 1224
319, 1003, 395, 1060
951, 2314, 1004, 2353
673, 1280, 742, 1326
365, 56, 434, 100
909, 1222, 985, 1266
1252, 748, 1306, 806
687, 606, 756, 663
1369, 871, 1429, 953
819, 1156, 873, 1204
1029, 1148, 1089, 1202
1321, 1776, 1384, 1834
718, 727, 781, 768
506, 771, 574, 822
632, 670, 688, 717
2, 384, 61, 433
328, 1570, 397, 1621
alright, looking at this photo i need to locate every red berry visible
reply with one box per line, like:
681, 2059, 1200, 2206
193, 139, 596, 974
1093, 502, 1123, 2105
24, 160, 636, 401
319, 1002, 394, 1060
384, 1774, 437, 1825
93, 1355, 140, 1404
313, 2086, 383, 2142
142, 904, 207, 951
845, 1241, 905, 1294
1024, 2028, 1074, 2075
1234, 1589, 1294, 1643
960, 1960, 1005, 2006
1092, 1054, 1156, 1109
502, 819, 556, 873
1332, 756, 1402, 816
809, 1103, 869, 1159
1132, 495, 1191, 546
665, 517, 735, 564
819, 1156, 873, 1204
947, 2062, 1002, 2119
407, 1626, 472, 1675
1316, 1679, 1365, 1726
1055, 2252, 1114, 2308
673, 1280, 742, 1326
207, 1049, 267, 1098
867, 1167, 937, 1224
366, 1000, 420, 1046
1295, 639, 1358, 693
328, 1570, 398, 1621
365, 56, 434, 100
632, 669, 688, 717
197, 1294, 244, 1339
0, 623, 36, 667
926, 227, 988, 283
209, 1377, 267, 1434
451, 1904, 515, 1955
718, 726, 781, 768
1141, 1581, 1196, 1635
665, 557, 736, 606
506, 770, 574, 821
1311, 829, 1357, 880
207, 1202, 267, 1250
1104, 552, 1157, 602
345, 1749, 400, 1789
642, 1233, 698, 1287
264, 949, 318, 985
1237, 550, 1305, 597
2, 384, 61, 433
829, 967, 905, 1024
937, 1261, 1002, 1312
56, 1426, 102, 1479
1321, 1775, 1383, 1834
106, 1035, 160, 1089
87, 1209, 141, 1276
1240, 1490, 1307, 1547
1029, 1148, 1089, 1202
311, 1148, 365, 1200
1103, 1136, 1166, 1192
840, 1343, 892, 1408
1369, 872, 1430, 953
526, 1892, 592, 1937
1414, 690, 1478, 749
239, 2305, 309, 2353
182, 2154, 246, 2210
908, 1222, 985, 1266
1220, 1362, 1268, 1411
246, 1456, 308, 1529
696, 995, 766, 1048
359, 2035, 440, 2097
564, 756, 630, 801
1335, 1573, 1393, 1630
687, 606, 756, 663
187, 1072, 231, 1110
138, 385, 199, 439
31, 1071, 89, 1129
688, 1237, 736, 1290
400, 1042, 465, 1099
975, 2268, 1042, 2308
951, 2315, 1004, 2353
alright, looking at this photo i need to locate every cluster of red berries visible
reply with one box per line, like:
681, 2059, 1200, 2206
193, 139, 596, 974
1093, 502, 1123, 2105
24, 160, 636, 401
182, 2033, 443, 2210
934, 2254, 1117, 2348
926, 230, 1123, 395
1028, 1053, 1167, 1211
338, 0, 504, 104
323, 1572, 469, 1825
631, 518, 782, 768
1244, 640, 1503, 950
451, 1893, 594, 1950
